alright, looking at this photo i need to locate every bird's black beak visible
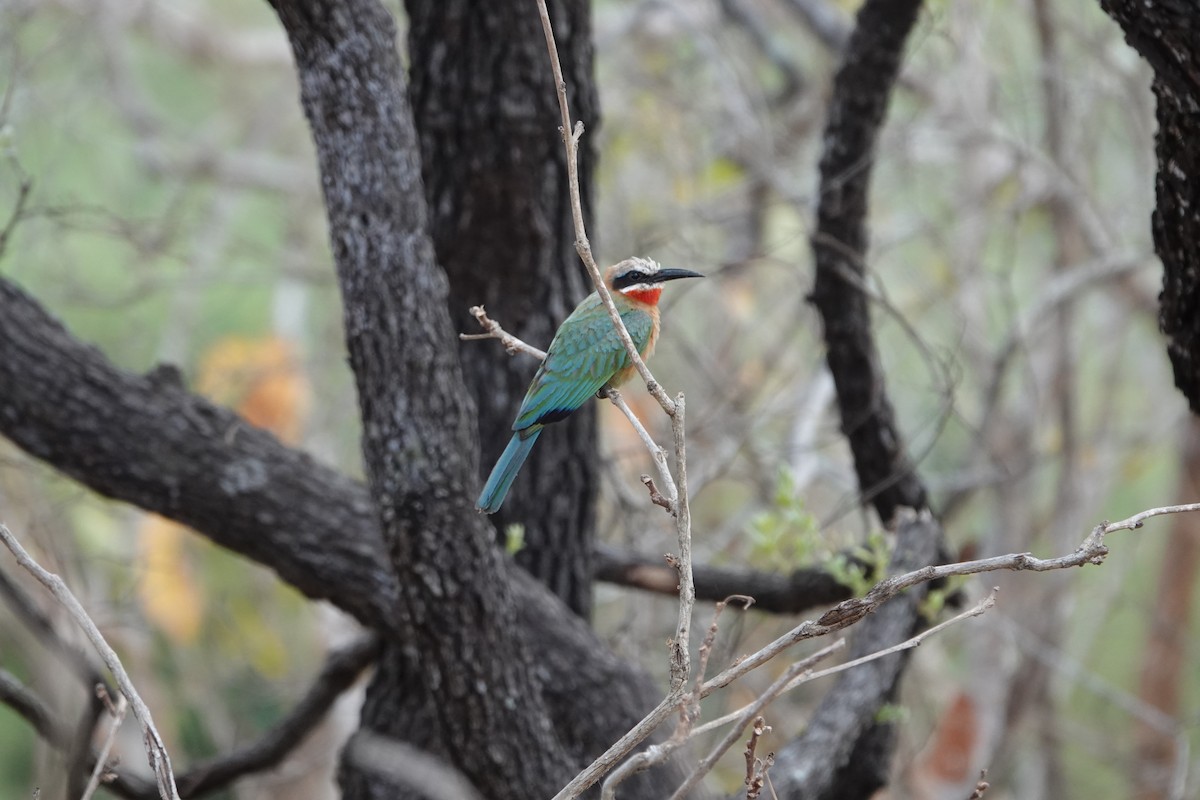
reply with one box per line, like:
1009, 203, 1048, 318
649, 268, 705, 283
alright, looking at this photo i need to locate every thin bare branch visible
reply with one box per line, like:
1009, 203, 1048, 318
533, 0, 676, 416
80, 688, 128, 800
462, 305, 548, 360
0, 523, 181, 800
671, 642, 845, 799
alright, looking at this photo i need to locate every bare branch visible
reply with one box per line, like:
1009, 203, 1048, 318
559, 497, 1184, 799
461, 305, 548, 360
639, 475, 675, 513
533, 0, 676, 416
0, 523, 181, 800
80, 688, 128, 800
593, 543, 855, 614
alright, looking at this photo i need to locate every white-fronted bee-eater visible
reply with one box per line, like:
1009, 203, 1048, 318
476, 257, 703, 513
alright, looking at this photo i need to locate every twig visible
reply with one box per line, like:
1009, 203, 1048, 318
0, 524, 181, 800
673, 589, 996, 797
671, 641, 845, 799
539, 0, 698, 723
966, 770, 990, 799
640, 475, 675, 512
80, 688, 129, 800
606, 388, 677, 508
560, 501, 1192, 798
786, 588, 997, 691
744, 717, 773, 800
461, 306, 547, 359
533, 0, 676, 416
600, 596, 757, 799
667, 394, 695, 689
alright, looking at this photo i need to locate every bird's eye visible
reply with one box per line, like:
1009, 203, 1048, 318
626, 270, 646, 282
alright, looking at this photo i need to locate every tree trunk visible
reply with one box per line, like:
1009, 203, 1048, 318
1098, 0, 1200, 413
264, 2, 577, 796
406, 0, 601, 617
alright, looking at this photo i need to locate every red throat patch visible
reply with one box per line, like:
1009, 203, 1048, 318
624, 286, 663, 306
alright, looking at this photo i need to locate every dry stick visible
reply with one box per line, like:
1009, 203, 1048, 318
668, 393, 694, 685
534, 0, 697, 693
555, 502, 1197, 799
744, 718, 773, 800
674, 588, 998, 798
80, 688, 129, 800
462, 306, 677, 506
532, 0, 675, 417
463, 305, 547, 360
0, 524, 181, 800
599, 597, 758, 799
669, 641, 846, 800
783, 588, 997, 691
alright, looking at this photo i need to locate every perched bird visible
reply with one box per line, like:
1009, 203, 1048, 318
477, 257, 703, 513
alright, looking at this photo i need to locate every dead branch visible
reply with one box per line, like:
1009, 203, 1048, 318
0, 523, 180, 799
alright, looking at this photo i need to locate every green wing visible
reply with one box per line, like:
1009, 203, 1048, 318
513, 298, 653, 432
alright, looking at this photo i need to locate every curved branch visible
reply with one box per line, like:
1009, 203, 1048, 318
808, 0, 929, 525
0, 277, 400, 631
593, 544, 854, 614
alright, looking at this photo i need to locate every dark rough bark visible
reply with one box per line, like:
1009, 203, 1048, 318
406, 0, 601, 617
0, 278, 398, 631
808, 0, 928, 526
265, 2, 574, 797
1097, 1, 1200, 413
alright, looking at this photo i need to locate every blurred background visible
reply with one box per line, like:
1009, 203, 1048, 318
0, 0, 1189, 798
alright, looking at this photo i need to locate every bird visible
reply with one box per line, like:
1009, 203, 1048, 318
477, 257, 703, 514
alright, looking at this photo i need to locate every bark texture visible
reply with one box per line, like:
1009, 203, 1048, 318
1098, 0, 1200, 412
265, 3, 575, 797
406, 0, 601, 617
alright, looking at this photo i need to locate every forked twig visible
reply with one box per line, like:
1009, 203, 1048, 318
0, 524, 180, 800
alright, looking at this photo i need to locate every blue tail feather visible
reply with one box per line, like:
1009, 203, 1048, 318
477, 429, 542, 514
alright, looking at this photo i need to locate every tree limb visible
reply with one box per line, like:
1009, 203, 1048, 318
593, 543, 855, 614
1096, 0, 1200, 412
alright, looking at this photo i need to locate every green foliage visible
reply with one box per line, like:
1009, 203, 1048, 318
747, 467, 889, 595
747, 466, 820, 571
505, 523, 526, 556
825, 530, 890, 597
919, 574, 968, 621
874, 703, 909, 726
